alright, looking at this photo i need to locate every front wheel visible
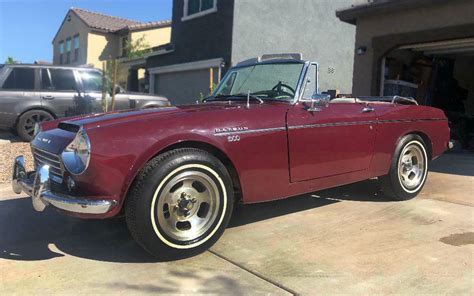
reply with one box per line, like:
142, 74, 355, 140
125, 148, 234, 260
380, 135, 429, 201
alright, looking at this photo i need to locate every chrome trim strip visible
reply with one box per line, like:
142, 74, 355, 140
288, 118, 446, 130
212, 118, 446, 136
288, 120, 373, 130
214, 126, 286, 136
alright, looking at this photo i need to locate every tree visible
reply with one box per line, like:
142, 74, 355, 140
124, 35, 151, 59
5, 56, 15, 64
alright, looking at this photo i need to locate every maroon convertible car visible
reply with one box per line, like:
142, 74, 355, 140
12, 54, 452, 259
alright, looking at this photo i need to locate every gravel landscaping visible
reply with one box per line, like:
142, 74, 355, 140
0, 132, 33, 184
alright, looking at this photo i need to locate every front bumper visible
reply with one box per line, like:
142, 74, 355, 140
12, 156, 116, 214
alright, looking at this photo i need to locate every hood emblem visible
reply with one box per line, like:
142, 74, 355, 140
37, 137, 51, 144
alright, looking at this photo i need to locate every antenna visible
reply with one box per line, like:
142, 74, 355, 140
247, 90, 250, 109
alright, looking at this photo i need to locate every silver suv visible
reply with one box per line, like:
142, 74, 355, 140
0, 64, 170, 141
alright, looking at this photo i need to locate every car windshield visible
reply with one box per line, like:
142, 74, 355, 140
212, 62, 304, 101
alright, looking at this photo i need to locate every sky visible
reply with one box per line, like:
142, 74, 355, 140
0, 0, 172, 63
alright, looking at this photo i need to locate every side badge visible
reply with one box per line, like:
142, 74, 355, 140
227, 135, 240, 142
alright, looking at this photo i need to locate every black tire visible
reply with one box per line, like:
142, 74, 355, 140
16, 110, 54, 141
125, 148, 234, 260
380, 134, 429, 201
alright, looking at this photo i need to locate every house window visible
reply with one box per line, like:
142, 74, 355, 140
182, 0, 217, 21
66, 38, 71, 64
59, 41, 64, 65
73, 35, 79, 62
121, 36, 129, 57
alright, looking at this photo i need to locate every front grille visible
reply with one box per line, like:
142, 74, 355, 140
32, 147, 64, 183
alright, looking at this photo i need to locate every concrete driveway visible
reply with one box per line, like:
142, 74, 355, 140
0, 153, 473, 295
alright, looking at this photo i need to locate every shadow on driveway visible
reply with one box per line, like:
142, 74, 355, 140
429, 151, 474, 176
0, 179, 392, 263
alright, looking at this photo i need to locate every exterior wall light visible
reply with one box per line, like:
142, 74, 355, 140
356, 46, 367, 55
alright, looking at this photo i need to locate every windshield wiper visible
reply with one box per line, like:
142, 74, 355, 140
204, 94, 264, 104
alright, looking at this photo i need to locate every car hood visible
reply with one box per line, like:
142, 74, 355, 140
61, 102, 264, 130
121, 91, 168, 101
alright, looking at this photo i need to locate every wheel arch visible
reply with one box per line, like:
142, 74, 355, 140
123, 140, 243, 207
398, 131, 433, 160
15, 107, 57, 126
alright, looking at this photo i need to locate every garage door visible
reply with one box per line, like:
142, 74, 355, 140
154, 69, 216, 105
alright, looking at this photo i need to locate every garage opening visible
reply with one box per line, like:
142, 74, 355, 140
381, 38, 474, 150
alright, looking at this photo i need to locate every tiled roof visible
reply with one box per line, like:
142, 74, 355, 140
126, 20, 172, 31
70, 7, 170, 33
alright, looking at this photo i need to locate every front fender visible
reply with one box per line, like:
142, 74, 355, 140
85, 123, 232, 215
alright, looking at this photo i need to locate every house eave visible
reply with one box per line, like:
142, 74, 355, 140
336, 0, 460, 25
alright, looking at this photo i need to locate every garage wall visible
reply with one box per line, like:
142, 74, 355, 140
232, 0, 363, 94
352, 0, 474, 95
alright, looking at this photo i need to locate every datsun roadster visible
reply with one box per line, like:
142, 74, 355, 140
12, 54, 452, 259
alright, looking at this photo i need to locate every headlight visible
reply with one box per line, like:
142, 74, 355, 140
61, 128, 91, 175
33, 122, 41, 138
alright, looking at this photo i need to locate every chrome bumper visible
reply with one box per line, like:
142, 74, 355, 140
12, 156, 116, 214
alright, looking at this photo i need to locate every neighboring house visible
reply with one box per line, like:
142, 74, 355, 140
52, 7, 171, 89
146, 0, 365, 104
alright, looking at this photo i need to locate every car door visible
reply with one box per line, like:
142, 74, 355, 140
76, 69, 108, 113
287, 64, 376, 182
0, 67, 41, 128
40, 68, 82, 118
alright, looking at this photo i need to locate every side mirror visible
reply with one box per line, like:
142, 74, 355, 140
301, 93, 330, 112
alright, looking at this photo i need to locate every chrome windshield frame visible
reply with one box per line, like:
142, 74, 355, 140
212, 60, 310, 105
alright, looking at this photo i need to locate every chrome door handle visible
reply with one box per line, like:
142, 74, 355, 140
361, 106, 374, 113
41, 95, 55, 100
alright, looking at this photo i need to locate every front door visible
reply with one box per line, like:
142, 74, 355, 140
287, 101, 376, 182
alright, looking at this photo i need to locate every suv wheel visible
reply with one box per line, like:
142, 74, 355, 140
16, 110, 54, 141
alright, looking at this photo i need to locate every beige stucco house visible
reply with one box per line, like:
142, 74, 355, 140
52, 7, 171, 89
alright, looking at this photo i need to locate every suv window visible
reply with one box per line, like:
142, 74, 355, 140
48, 68, 77, 91
40, 69, 53, 90
1, 67, 35, 90
79, 70, 103, 92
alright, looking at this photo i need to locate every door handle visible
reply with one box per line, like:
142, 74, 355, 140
41, 95, 55, 100
361, 106, 374, 113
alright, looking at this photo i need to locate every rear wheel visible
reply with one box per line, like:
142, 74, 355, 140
16, 110, 54, 141
380, 135, 429, 200
125, 148, 234, 260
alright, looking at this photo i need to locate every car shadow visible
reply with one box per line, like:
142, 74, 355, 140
0, 179, 389, 263
0, 131, 22, 143
429, 152, 474, 176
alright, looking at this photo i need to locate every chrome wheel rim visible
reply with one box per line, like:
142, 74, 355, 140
156, 170, 220, 243
24, 113, 52, 136
398, 143, 426, 191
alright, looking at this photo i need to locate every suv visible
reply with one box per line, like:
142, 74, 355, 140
0, 64, 170, 141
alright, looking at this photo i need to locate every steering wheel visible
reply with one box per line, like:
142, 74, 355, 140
271, 82, 295, 97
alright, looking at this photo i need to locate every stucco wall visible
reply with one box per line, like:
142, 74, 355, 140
131, 27, 171, 48
146, 0, 235, 68
52, 12, 89, 65
87, 32, 120, 69
352, 0, 474, 95
232, 0, 361, 94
